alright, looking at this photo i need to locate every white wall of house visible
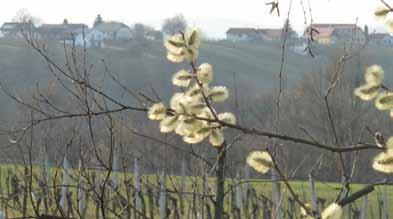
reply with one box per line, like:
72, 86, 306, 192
69, 29, 105, 48
226, 33, 254, 42
382, 35, 393, 46
92, 27, 132, 41
369, 35, 393, 47
116, 27, 132, 40
102, 32, 115, 40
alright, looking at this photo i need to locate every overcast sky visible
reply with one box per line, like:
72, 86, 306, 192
0, 0, 387, 38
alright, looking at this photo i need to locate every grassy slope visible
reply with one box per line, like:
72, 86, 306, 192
0, 38, 312, 89
0, 39, 313, 126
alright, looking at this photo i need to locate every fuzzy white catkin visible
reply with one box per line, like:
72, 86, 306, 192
209, 86, 229, 102
354, 84, 380, 101
172, 70, 193, 87
321, 203, 343, 219
148, 103, 166, 120
375, 92, 393, 110
365, 65, 384, 85
246, 151, 273, 174
197, 63, 213, 84
373, 149, 393, 173
209, 129, 224, 146
218, 112, 236, 125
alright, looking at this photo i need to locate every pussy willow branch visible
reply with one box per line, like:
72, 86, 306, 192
9, 101, 382, 154
207, 134, 243, 176
300, 0, 315, 57
190, 61, 220, 122
324, 53, 352, 191
381, 0, 393, 10
271, 2, 293, 216
268, 150, 315, 217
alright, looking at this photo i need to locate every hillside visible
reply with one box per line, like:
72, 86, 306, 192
1, 38, 393, 122
0, 39, 312, 106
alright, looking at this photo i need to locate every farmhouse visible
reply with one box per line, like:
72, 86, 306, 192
73, 29, 105, 48
226, 28, 259, 42
144, 29, 162, 41
226, 27, 297, 42
38, 20, 87, 41
257, 28, 283, 41
305, 23, 365, 45
93, 22, 132, 41
0, 22, 37, 39
369, 33, 393, 47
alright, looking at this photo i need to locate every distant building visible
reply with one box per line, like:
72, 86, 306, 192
145, 29, 162, 41
93, 22, 132, 40
0, 22, 37, 39
305, 24, 365, 45
226, 27, 297, 42
290, 42, 308, 56
74, 29, 105, 48
38, 22, 87, 42
369, 33, 393, 47
257, 28, 283, 41
226, 28, 258, 42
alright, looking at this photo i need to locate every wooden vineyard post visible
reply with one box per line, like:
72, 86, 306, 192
159, 172, 167, 219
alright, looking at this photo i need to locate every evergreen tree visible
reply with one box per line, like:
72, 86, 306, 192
364, 25, 369, 41
282, 19, 297, 39
93, 14, 103, 27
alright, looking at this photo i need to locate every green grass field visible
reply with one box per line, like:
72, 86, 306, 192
0, 163, 391, 218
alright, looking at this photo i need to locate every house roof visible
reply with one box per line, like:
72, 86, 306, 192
38, 23, 87, 40
314, 27, 335, 38
312, 23, 358, 29
226, 28, 257, 35
94, 22, 129, 33
146, 29, 162, 38
257, 28, 283, 38
306, 23, 362, 39
369, 33, 392, 40
1, 22, 35, 31
39, 23, 87, 34
40, 23, 86, 29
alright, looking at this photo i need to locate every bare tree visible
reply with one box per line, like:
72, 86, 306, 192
12, 8, 42, 26
162, 14, 187, 35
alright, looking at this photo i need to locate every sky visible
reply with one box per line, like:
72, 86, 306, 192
0, 0, 388, 38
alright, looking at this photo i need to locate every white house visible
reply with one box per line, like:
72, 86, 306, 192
304, 24, 365, 45
0, 22, 38, 39
226, 28, 259, 42
74, 29, 105, 48
94, 22, 132, 41
369, 33, 393, 47
38, 23, 87, 41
